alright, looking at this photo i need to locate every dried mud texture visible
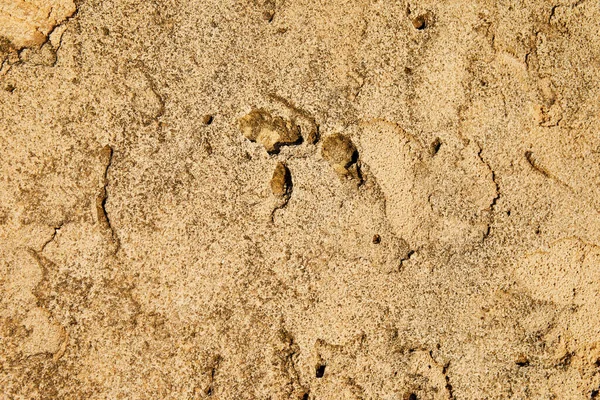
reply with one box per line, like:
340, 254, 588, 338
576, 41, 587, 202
2, 0, 600, 399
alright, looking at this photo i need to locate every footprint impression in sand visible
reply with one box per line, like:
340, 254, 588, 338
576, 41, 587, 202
357, 120, 497, 250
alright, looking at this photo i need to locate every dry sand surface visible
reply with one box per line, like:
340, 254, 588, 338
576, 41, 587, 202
2, 0, 600, 398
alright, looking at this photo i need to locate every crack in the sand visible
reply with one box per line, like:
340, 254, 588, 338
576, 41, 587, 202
40, 222, 64, 252
476, 144, 500, 240
97, 145, 120, 252
399, 249, 415, 270
206, 354, 222, 396
443, 361, 455, 400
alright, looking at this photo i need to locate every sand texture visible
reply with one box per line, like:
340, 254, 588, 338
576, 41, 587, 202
2, 0, 600, 399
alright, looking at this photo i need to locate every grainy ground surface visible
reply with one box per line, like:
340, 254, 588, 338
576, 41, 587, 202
2, 0, 600, 399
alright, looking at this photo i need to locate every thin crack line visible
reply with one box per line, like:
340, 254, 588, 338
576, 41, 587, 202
476, 144, 500, 239
443, 361, 455, 400
97, 145, 120, 252
399, 249, 415, 271
40, 222, 64, 252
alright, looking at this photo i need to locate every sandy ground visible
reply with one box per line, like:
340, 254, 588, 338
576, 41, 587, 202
2, 0, 600, 398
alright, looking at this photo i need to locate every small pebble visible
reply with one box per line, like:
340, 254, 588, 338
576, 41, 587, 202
202, 114, 214, 125
372, 234, 381, 244
321, 133, 358, 176
270, 162, 291, 196
515, 354, 529, 366
430, 137, 441, 155
263, 10, 275, 22
412, 14, 428, 30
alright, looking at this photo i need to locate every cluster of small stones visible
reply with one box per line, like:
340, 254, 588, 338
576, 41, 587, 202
238, 108, 359, 199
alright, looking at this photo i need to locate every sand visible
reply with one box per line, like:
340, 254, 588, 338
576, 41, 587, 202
2, 0, 600, 398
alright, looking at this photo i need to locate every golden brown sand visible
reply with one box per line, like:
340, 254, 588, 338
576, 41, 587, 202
2, 0, 600, 398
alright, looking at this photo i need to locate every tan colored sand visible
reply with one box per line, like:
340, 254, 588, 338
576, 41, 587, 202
2, 0, 600, 398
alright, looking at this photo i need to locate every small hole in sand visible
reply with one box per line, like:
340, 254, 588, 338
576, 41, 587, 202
372, 234, 381, 244
430, 138, 441, 155
302, 393, 309, 400
316, 364, 326, 378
